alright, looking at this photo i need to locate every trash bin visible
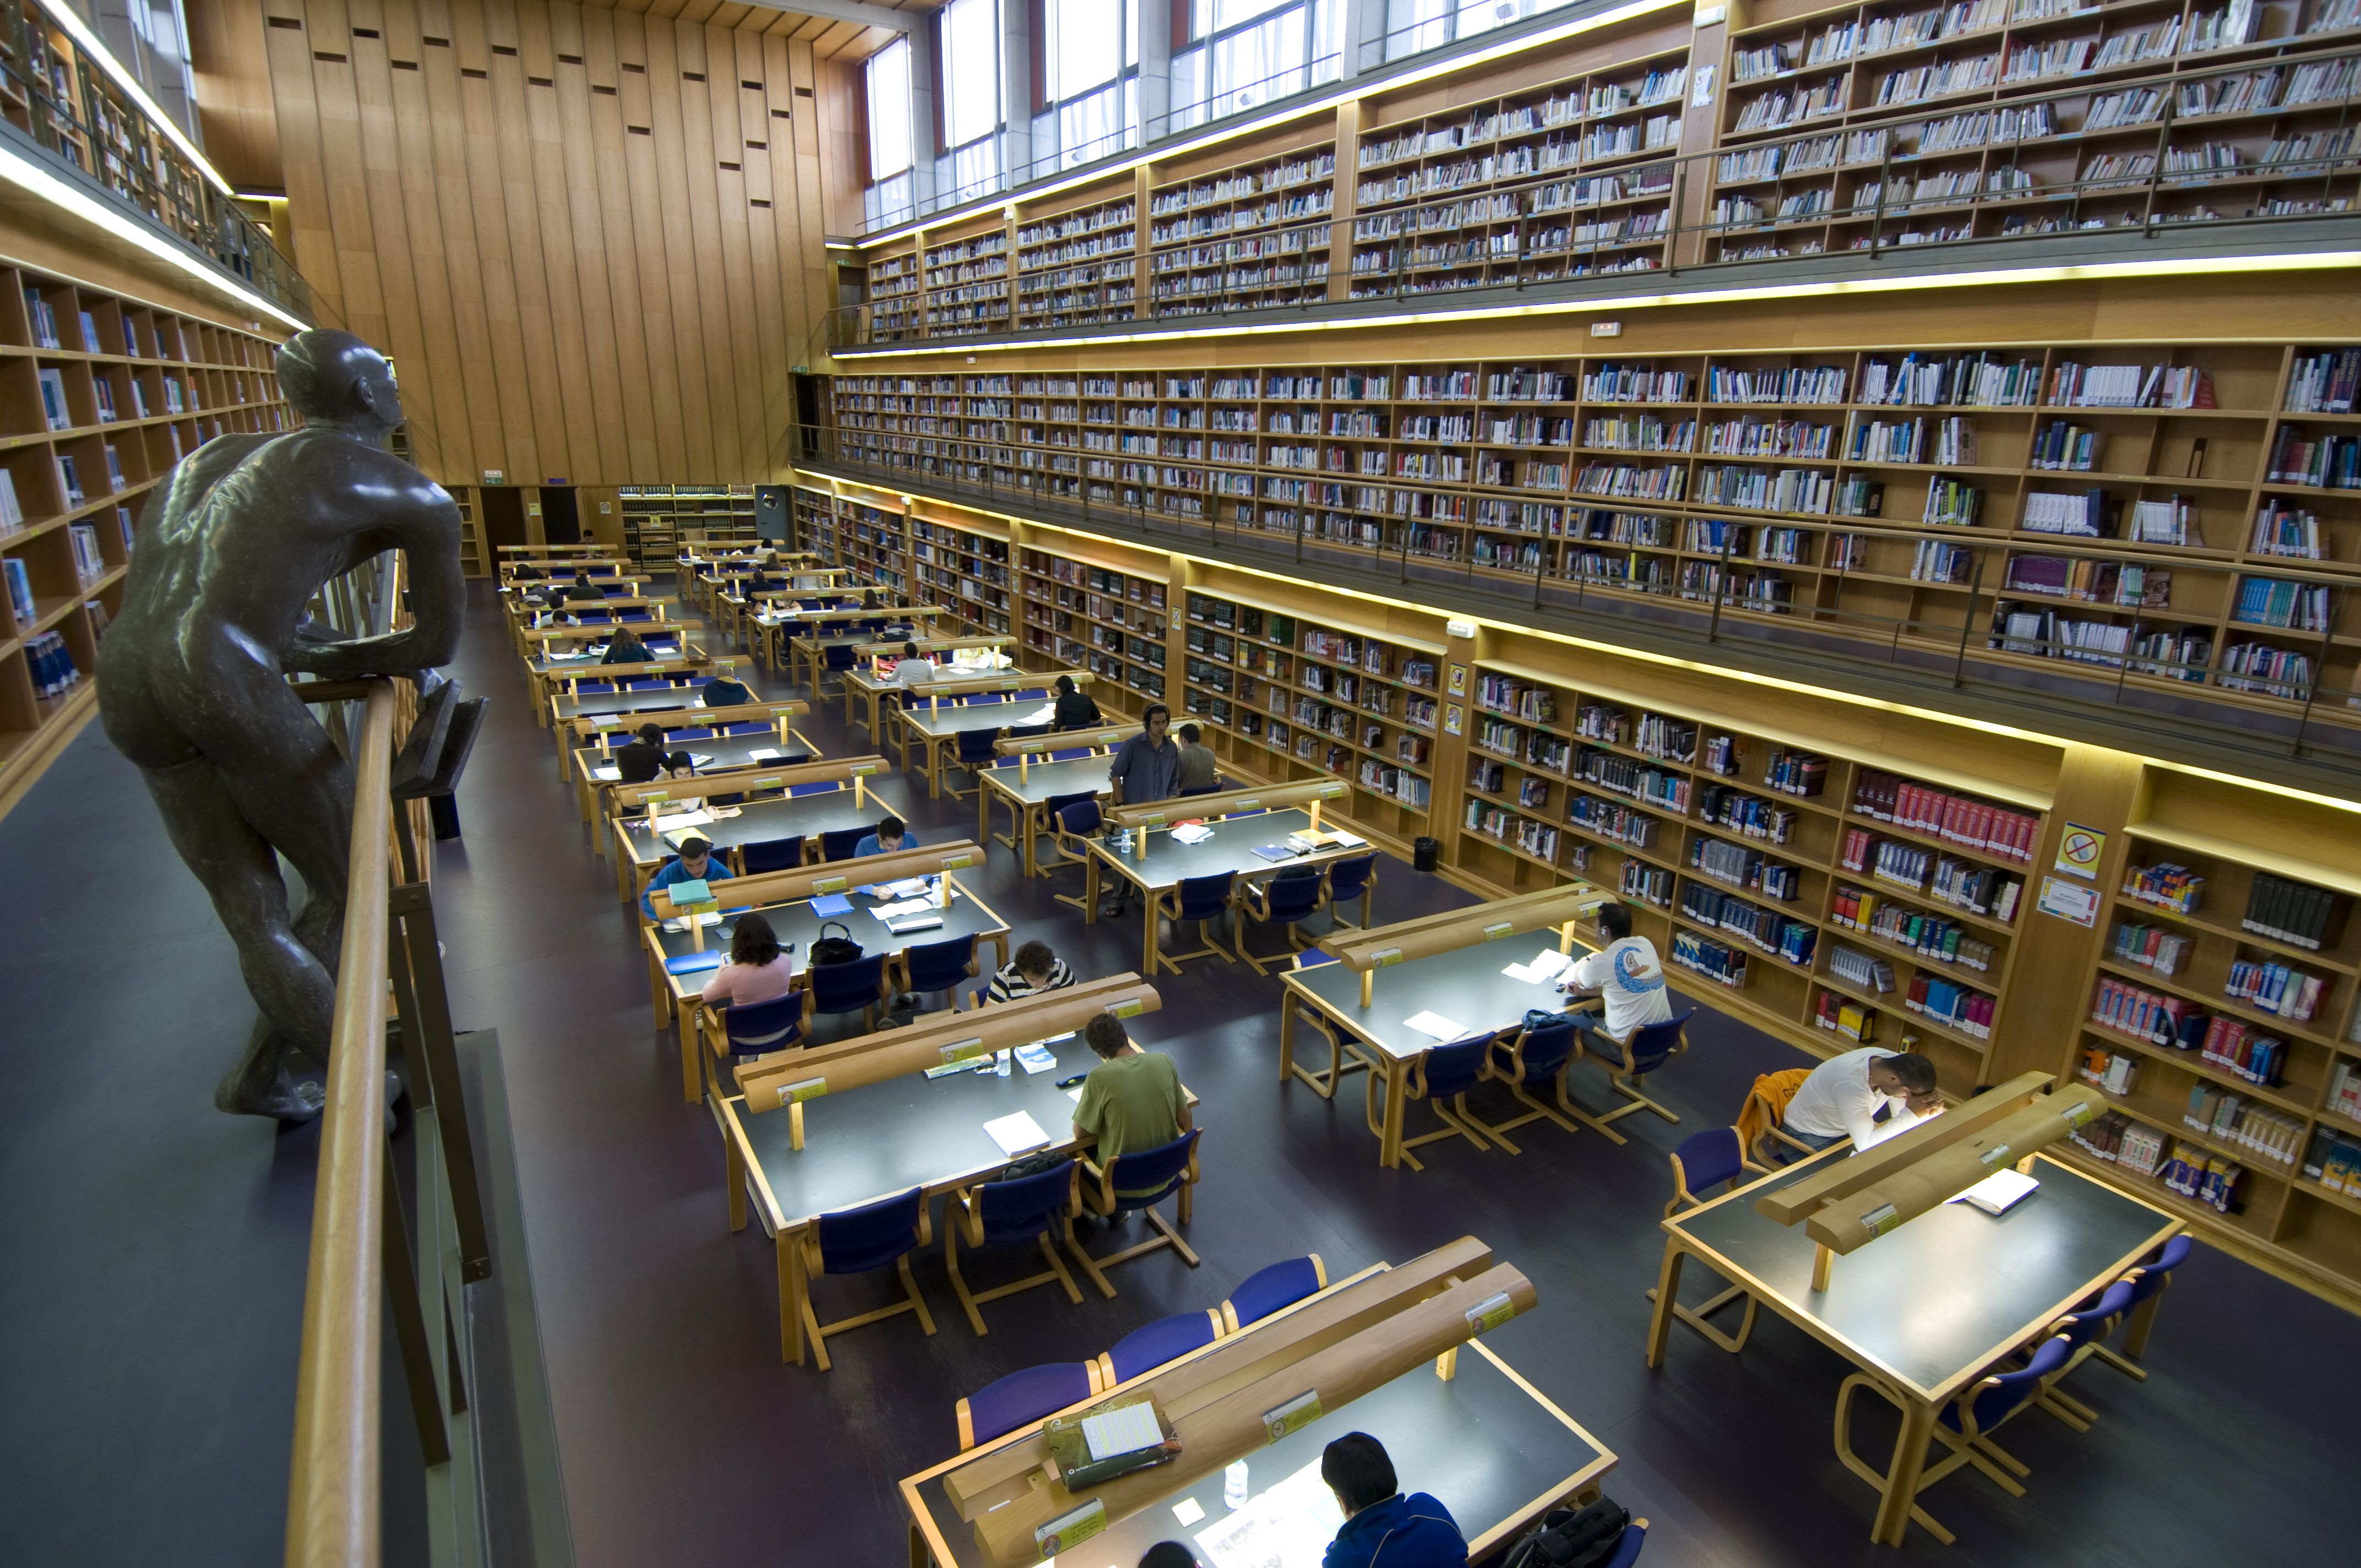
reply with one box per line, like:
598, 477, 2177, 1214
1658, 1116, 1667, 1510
1413, 836, 1440, 873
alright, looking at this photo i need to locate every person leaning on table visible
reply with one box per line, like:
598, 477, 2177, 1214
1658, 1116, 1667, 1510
1052, 673, 1102, 731
985, 939, 1075, 1003
700, 911, 793, 1006
1782, 1046, 1941, 1153
1319, 1433, 1466, 1568
1101, 704, 1179, 917
1555, 901, 1674, 1050
641, 835, 734, 921
1071, 1013, 1189, 1219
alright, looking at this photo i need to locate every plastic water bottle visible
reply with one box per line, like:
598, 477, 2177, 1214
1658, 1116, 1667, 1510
995, 1049, 1011, 1079
1223, 1460, 1249, 1511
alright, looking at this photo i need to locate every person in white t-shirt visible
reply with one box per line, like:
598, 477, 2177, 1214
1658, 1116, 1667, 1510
1781, 1046, 1941, 1153
1559, 902, 1675, 1047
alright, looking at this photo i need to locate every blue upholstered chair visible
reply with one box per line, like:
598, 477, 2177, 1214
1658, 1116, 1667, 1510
1237, 867, 1325, 976
795, 1188, 935, 1371
787, 780, 839, 799
1177, 781, 1224, 797
1837, 1336, 2074, 1546
1462, 1016, 1582, 1154
2092, 1234, 2192, 1378
1095, 1310, 1222, 1387
626, 677, 669, 691
1220, 1255, 1327, 1331
739, 835, 804, 873
948, 727, 999, 798
1048, 747, 1095, 762
903, 933, 980, 1013
955, 1362, 1101, 1450
668, 726, 715, 742
1645, 1126, 1765, 1353
694, 989, 804, 1101
2036, 1278, 2136, 1431
1065, 1128, 1203, 1296
819, 826, 868, 862
820, 642, 858, 687
724, 720, 771, 736
806, 953, 888, 1036
1320, 853, 1379, 929
1283, 951, 1376, 1099
1386, 1034, 1498, 1173
573, 679, 614, 694
945, 1162, 1087, 1336
1605, 1521, 1649, 1567
1568, 1009, 1694, 1144
1049, 799, 1103, 911
1005, 723, 1051, 742
1156, 872, 1239, 974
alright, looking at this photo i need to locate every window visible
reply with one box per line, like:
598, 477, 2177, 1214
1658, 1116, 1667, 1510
1385, 0, 1585, 62
940, 0, 1004, 202
1173, 0, 1341, 128
866, 37, 912, 178
1045, 0, 1140, 170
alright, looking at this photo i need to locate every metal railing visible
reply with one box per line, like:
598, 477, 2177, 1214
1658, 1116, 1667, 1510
831, 37, 2361, 351
285, 554, 491, 1567
792, 422, 2361, 774
0, 0, 312, 320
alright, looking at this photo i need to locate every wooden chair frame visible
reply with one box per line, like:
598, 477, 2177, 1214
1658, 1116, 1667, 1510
1646, 1133, 1770, 1354
1318, 859, 1379, 931
1046, 812, 1102, 913
1833, 1364, 2043, 1548
1285, 959, 1375, 1101
1064, 1139, 1203, 1292
1370, 1047, 1490, 1173
1152, 879, 1238, 975
1235, 874, 1319, 977
1565, 1017, 1688, 1145
945, 1167, 1089, 1337
797, 1205, 938, 1373
2088, 1256, 2177, 1381
1457, 1028, 1582, 1156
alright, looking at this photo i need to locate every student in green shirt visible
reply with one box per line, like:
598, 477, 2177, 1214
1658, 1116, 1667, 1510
1072, 1014, 1190, 1213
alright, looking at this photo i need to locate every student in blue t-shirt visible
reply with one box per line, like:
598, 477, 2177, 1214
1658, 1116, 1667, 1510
853, 815, 908, 857
641, 835, 735, 919
1319, 1433, 1466, 1568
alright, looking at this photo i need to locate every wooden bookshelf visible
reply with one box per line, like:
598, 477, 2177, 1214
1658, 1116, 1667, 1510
445, 486, 486, 579
909, 514, 1015, 635
1016, 545, 1166, 712
1015, 192, 1139, 331
1148, 141, 1338, 319
0, 259, 291, 799
864, 242, 924, 342
1181, 588, 1443, 842
617, 484, 757, 567
831, 335, 2361, 736
1347, 48, 1690, 297
921, 220, 1013, 339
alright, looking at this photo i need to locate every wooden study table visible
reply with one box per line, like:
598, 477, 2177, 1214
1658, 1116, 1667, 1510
758, 603, 942, 680
556, 695, 805, 776
645, 875, 1010, 1093
1084, 807, 1368, 976
506, 596, 672, 655
499, 542, 609, 556
607, 775, 920, 901
1645, 1147, 2179, 1545
521, 641, 703, 722
976, 752, 1109, 876
840, 649, 1015, 737
572, 724, 821, 828
1281, 939, 1585, 1169
896, 698, 1060, 799
902, 1335, 1613, 1568
710, 992, 1179, 1361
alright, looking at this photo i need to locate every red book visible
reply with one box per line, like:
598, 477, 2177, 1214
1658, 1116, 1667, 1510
2014, 810, 2038, 862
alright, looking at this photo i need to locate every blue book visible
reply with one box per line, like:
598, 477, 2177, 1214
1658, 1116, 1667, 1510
664, 950, 725, 976
666, 877, 712, 906
809, 892, 853, 917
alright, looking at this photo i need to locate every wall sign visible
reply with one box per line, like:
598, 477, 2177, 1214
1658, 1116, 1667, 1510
481, 469, 503, 483
1448, 663, 1468, 696
2036, 876, 2100, 928
2054, 823, 2106, 880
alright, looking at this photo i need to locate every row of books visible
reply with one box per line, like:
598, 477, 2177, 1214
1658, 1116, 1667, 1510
1828, 943, 1896, 993
2109, 918, 2191, 977
2243, 870, 2346, 952
2186, 1085, 2303, 1165
1690, 834, 1802, 899
1849, 769, 2041, 863
1762, 747, 1826, 796
1903, 972, 1995, 1038
1622, 859, 1673, 907
2196, 1016, 2288, 1088
2069, 1110, 2170, 1179
2305, 1130, 2361, 1196
1671, 929, 1750, 987
2077, 1046, 2141, 1097
2223, 955, 2329, 1022
2159, 1144, 2245, 1213
1678, 883, 1816, 963
2091, 976, 2209, 1048
1831, 888, 1996, 970
2123, 859, 2202, 914
26, 629, 79, 698
2328, 1060, 2361, 1122
1812, 989, 1878, 1040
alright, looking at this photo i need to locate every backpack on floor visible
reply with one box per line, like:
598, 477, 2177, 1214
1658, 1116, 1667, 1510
1500, 1498, 1630, 1568
808, 921, 863, 967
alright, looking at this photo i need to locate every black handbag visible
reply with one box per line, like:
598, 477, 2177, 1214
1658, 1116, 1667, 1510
809, 920, 863, 966
1500, 1499, 1629, 1568
1000, 1149, 1071, 1183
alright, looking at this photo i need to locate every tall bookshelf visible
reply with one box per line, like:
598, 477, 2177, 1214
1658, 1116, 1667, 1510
1348, 49, 1689, 297
909, 515, 1015, 635
864, 243, 924, 341
1015, 193, 1139, 331
922, 223, 1013, 338
1015, 547, 1165, 711
617, 484, 757, 566
1147, 141, 1338, 318
830, 336, 2361, 739
1181, 589, 1442, 842
0, 260, 291, 796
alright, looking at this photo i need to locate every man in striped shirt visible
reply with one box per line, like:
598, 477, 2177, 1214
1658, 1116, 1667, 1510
986, 939, 1075, 1004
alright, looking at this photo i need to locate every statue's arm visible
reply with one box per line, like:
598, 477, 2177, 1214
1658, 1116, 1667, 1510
285, 483, 465, 679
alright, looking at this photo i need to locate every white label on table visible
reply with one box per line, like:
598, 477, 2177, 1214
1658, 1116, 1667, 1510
1260, 1389, 1321, 1444
776, 1076, 827, 1108
938, 1038, 990, 1065
1465, 1291, 1516, 1333
1863, 1202, 1901, 1236
1403, 1011, 1468, 1042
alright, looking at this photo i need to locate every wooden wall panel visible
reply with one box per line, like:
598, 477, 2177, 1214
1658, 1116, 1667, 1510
264, 0, 831, 486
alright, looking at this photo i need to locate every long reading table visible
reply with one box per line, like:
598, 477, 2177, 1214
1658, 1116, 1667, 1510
1084, 805, 1368, 976
609, 774, 919, 901
895, 697, 1060, 799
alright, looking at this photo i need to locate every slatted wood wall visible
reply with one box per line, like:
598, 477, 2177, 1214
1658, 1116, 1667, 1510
260, 0, 833, 486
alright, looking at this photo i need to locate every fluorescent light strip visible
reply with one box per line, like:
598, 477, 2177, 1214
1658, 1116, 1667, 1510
0, 140, 308, 330
856, 0, 1689, 249
837, 248, 2361, 357
34, 0, 235, 197
792, 467, 2361, 797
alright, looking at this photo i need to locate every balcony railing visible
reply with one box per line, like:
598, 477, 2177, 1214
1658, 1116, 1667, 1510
0, 0, 312, 322
830, 39, 2361, 353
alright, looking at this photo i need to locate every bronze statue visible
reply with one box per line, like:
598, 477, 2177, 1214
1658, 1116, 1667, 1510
97, 328, 465, 1121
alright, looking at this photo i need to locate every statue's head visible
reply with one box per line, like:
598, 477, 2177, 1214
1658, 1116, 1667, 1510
277, 329, 402, 433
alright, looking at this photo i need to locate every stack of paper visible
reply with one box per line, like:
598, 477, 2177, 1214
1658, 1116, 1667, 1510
1503, 949, 1576, 985
1081, 1403, 1164, 1462
983, 1110, 1051, 1156
1171, 824, 1216, 845
808, 893, 854, 918
652, 809, 715, 834
1403, 1011, 1470, 1041
591, 765, 622, 782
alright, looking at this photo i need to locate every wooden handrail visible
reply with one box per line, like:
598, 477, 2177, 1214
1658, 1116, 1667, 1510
284, 677, 398, 1568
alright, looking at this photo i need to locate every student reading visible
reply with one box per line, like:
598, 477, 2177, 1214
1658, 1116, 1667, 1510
853, 816, 907, 857
1559, 903, 1674, 1048
1071, 1014, 1189, 1209
601, 627, 651, 665
641, 835, 733, 919
700, 669, 754, 708
892, 643, 935, 688
1319, 1433, 1466, 1568
1174, 723, 1218, 793
986, 939, 1075, 1003
614, 721, 692, 783
701, 912, 793, 1008
1052, 673, 1102, 730
1782, 1046, 1940, 1151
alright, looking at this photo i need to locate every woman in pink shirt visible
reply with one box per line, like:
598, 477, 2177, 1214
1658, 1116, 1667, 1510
703, 913, 795, 1008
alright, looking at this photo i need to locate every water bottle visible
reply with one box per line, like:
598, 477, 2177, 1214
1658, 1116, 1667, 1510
1223, 1460, 1249, 1511
995, 1048, 1011, 1078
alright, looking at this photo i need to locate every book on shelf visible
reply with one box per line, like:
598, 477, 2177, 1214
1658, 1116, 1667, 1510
77, 310, 98, 351
93, 379, 115, 423
102, 445, 124, 492
24, 288, 59, 349
2306, 1128, 2361, 1196
84, 598, 109, 640
55, 455, 83, 509
28, 629, 80, 697
2242, 871, 2344, 952
3, 555, 33, 624
0, 470, 20, 534
2110, 919, 2190, 977
67, 523, 102, 586
2159, 1142, 2243, 1213
37, 367, 68, 431
2078, 1044, 2141, 1097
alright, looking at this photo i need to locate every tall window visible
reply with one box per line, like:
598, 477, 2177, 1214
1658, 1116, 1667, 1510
1045, 0, 1140, 171
940, 0, 1005, 203
865, 37, 914, 225
1385, 0, 1585, 62
1173, 0, 1341, 129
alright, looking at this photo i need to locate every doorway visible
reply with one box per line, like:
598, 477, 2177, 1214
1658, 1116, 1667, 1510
480, 486, 525, 551
540, 487, 581, 544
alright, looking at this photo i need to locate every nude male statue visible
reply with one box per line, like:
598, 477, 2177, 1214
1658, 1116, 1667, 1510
97, 329, 464, 1121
